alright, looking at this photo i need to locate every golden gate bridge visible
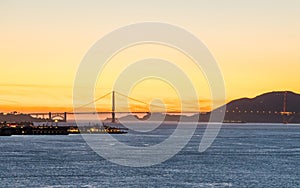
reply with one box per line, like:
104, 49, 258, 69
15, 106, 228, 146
28, 91, 294, 123
29, 91, 187, 122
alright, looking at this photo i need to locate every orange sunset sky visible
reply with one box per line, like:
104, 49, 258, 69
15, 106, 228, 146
0, 1, 300, 113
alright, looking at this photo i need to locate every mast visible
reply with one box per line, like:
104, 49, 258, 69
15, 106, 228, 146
112, 91, 116, 123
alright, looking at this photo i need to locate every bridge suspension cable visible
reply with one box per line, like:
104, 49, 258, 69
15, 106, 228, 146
115, 91, 179, 112
31, 90, 200, 123
72, 90, 185, 113
71, 91, 112, 112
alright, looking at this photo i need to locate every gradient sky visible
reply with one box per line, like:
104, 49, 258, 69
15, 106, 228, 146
1, 0, 300, 112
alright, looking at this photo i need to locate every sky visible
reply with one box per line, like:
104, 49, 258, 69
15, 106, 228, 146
0, 0, 300, 113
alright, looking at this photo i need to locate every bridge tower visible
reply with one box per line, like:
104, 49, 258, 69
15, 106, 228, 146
112, 91, 116, 123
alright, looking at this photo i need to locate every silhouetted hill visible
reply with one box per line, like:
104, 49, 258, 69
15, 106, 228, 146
213, 91, 300, 123
0, 113, 46, 123
225, 91, 300, 113
115, 113, 184, 122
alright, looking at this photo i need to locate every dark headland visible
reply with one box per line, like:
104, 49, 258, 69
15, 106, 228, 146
213, 91, 300, 123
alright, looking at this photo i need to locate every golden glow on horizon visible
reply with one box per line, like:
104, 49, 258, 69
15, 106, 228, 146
1, 1, 300, 113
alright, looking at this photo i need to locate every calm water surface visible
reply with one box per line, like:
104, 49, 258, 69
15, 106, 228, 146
0, 123, 299, 187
